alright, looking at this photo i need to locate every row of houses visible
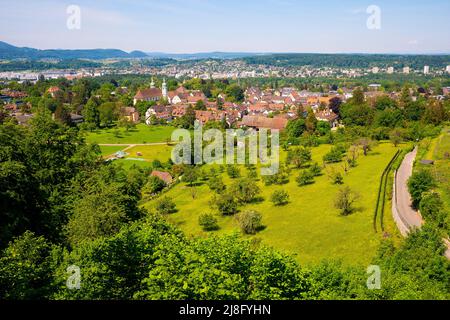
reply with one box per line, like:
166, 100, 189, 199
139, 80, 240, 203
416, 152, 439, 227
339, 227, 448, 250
133, 82, 343, 130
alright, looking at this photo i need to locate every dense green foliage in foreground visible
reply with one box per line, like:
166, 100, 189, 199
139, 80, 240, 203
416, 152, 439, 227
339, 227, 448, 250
1, 213, 449, 300
1, 112, 450, 300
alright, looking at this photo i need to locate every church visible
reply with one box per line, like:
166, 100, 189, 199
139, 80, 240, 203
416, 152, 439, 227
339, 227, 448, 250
133, 77, 168, 105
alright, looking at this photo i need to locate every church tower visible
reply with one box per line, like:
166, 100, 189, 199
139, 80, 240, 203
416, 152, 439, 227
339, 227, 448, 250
162, 78, 168, 99
150, 77, 155, 89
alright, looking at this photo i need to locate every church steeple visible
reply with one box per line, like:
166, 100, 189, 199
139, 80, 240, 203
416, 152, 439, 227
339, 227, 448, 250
162, 78, 168, 98
150, 77, 155, 89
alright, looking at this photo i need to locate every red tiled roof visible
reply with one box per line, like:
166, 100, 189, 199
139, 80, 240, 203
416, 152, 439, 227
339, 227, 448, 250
241, 115, 288, 130
315, 109, 338, 122
135, 88, 162, 100
47, 86, 61, 93
151, 171, 173, 185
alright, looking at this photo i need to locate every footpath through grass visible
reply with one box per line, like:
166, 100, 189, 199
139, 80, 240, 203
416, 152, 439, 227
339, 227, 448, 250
142, 142, 400, 266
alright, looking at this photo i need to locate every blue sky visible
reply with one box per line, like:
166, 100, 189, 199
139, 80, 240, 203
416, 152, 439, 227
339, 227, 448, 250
0, 0, 449, 53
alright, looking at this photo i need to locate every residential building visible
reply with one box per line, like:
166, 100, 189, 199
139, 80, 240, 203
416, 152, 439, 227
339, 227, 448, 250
121, 107, 140, 123
151, 171, 173, 185
240, 115, 288, 130
315, 109, 339, 128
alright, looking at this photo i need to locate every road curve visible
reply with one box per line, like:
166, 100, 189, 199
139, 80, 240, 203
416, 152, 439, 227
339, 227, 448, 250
395, 147, 423, 229
393, 146, 450, 259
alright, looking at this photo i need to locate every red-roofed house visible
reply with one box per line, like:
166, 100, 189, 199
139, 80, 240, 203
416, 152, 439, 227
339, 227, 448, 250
120, 107, 140, 123
151, 171, 173, 185
240, 115, 288, 131
47, 86, 61, 98
315, 109, 339, 128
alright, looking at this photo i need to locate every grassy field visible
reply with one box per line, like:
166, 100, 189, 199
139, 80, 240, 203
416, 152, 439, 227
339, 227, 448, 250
103, 144, 175, 170
142, 142, 401, 266
124, 145, 174, 163
85, 124, 175, 145
99, 145, 128, 156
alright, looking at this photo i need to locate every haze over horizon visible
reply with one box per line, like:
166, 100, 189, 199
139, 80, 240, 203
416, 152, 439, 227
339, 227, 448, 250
0, 0, 449, 54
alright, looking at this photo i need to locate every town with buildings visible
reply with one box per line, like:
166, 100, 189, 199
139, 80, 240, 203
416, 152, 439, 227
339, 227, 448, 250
2, 58, 450, 82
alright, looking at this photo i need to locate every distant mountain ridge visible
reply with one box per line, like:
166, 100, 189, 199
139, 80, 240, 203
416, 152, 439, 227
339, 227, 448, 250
0, 41, 148, 60
144, 52, 267, 60
0, 41, 266, 61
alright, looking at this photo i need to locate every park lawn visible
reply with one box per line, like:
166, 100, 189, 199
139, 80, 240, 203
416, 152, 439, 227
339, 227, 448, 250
124, 145, 174, 164
100, 145, 128, 157
142, 142, 400, 266
115, 159, 153, 170
85, 124, 175, 145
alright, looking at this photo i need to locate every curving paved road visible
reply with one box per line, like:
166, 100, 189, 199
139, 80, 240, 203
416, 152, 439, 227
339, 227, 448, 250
394, 147, 450, 259
395, 147, 423, 230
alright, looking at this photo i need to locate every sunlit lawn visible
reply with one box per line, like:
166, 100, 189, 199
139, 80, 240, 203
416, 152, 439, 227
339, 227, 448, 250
85, 124, 175, 145
100, 145, 128, 156
142, 142, 400, 266
124, 145, 174, 163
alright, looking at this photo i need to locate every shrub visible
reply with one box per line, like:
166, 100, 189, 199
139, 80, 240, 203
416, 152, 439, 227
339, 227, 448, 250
407, 170, 435, 208
309, 162, 323, 177
271, 190, 289, 206
236, 210, 263, 235
182, 166, 198, 186
286, 146, 312, 168
155, 197, 177, 214
226, 165, 241, 179
143, 176, 166, 195
333, 172, 344, 185
152, 160, 163, 169
420, 192, 446, 227
230, 178, 261, 204
323, 145, 346, 163
198, 213, 219, 231
247, 167, 258, 180
211, 193, 238, 216
334, 187, 360, 216
296, 170, 314, 186
207, 175, 226, 194
262, 165, 289, 186
389, 129, 404, 147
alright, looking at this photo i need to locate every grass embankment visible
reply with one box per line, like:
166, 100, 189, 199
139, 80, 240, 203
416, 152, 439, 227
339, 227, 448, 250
416, 128, 450, 233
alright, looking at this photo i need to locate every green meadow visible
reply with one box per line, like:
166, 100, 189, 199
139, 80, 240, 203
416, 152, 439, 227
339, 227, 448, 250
99, 145, 128, 156
102, 144, 174, 169
124, 145, 173, 163
85, 124, 175, 145
142, 142, 401, 266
